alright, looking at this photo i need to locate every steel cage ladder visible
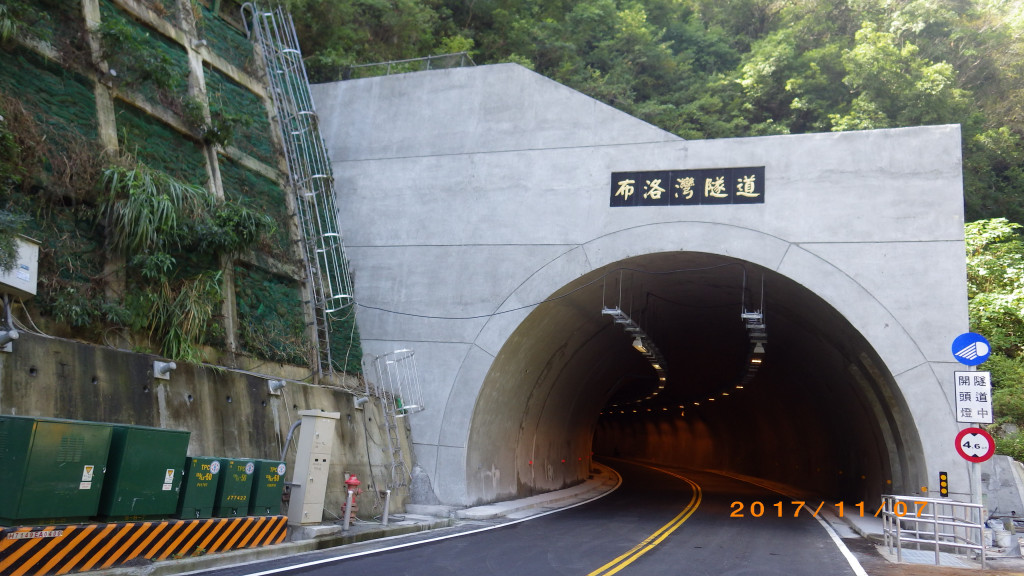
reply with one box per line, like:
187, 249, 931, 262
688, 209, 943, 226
369, 350, 425, 491
242, 4, 355, 374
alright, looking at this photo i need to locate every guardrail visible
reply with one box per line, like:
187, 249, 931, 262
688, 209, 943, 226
343, 52, 476, 79
881, 494, 986, 568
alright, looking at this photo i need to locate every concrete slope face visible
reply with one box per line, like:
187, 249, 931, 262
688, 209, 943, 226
311, 63, 968, 507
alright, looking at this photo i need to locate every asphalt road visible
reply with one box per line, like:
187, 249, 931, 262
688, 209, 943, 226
203, 460, 865, 576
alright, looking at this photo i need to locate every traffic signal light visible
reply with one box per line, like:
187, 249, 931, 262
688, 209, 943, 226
939, 471, 949, 497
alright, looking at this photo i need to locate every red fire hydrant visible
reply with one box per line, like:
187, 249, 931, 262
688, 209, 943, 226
344, 474, 362, 517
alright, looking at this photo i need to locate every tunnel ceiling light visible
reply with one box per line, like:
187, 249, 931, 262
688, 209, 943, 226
603, 306, 668, 384
742, 283, 768, 380
632, 336, 647, 353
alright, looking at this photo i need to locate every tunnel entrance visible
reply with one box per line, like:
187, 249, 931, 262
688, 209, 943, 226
469, 251, 924, 504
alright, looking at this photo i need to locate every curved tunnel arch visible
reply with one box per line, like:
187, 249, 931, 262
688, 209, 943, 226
464, 227, 929, 505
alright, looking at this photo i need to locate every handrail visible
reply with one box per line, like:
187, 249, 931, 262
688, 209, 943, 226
346, 52, 475, 73
881, 494, 986, 569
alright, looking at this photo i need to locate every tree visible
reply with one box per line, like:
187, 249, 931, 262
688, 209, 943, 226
831, 21, 969, 130
279, 0, 445, 81
965, 218, 1024, 458
966, 218, 1024, 357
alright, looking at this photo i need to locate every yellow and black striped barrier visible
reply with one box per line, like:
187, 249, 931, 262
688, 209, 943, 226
0, 516, 287, 576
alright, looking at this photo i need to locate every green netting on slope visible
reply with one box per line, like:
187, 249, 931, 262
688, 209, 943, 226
206, 67, 276, 164
99, 0, 189, 105
199, 3, 254, 72
217, 155, 290, 257
0, 47, 97, 140
5, 192, 109, 332
329, 308, 362, 375
233, 264, 307, 365
115, 100, 208, 186
3, 0, 86, 50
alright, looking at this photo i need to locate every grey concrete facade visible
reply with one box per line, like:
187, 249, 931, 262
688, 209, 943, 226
311, 63, 971, 507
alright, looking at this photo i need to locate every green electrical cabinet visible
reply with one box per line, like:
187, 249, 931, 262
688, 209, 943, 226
248, 460, 286, 516
176, 457, 221, 519
97, 424, 190, 521
214, 458, 255, 517
0, 415, 113, 526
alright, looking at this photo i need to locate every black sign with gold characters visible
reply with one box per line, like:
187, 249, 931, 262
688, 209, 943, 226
610, 167, 765, 207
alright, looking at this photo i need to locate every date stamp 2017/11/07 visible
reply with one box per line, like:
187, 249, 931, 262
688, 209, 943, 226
730, 500, 927, 518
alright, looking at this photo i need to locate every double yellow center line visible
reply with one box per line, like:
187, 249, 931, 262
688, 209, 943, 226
588, 467, 702, 576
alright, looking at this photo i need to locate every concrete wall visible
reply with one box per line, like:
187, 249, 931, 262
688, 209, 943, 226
311, 63, 970, 506
0, 332, 411, 520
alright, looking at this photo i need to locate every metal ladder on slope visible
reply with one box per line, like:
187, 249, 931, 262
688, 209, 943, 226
242, 4, 354, 375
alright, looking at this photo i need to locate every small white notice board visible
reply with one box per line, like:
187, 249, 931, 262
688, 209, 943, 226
954, 371, 992, 424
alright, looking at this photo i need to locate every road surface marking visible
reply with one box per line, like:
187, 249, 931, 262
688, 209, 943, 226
588, 465, 701, 576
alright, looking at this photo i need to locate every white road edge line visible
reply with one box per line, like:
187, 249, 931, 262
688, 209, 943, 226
810, 511, 871, 576
231, 470, 624, 576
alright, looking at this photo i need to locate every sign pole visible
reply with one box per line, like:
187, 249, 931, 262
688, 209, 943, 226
972, 460, 983, 506
951, 332, 993, 509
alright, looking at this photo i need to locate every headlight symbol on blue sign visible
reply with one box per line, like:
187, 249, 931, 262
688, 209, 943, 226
952, 332, 991, 366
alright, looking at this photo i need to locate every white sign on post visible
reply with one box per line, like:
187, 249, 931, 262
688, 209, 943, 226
954, 371, 992, 424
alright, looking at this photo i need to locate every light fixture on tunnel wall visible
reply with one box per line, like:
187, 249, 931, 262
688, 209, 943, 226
741, 283, 767, 388
632, 336, 647, 353
742, 271, 768, 353
602, 306, 668, 388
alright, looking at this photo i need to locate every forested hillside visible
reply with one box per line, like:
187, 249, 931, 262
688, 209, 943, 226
285, 0, 1024, 224
281, 0, 1024, 455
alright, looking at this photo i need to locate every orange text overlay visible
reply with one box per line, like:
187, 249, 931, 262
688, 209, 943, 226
729, 501, 925, 519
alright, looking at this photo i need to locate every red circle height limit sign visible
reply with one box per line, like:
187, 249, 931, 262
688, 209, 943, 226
955, 427, 995, 463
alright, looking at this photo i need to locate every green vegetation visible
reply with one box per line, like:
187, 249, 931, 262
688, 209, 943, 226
99, 0, 189, 105
286, 0, 1024, 224
967, 219, 1024, 458
0, 0, 362, 374
101, 158, 276, 362
234, 265, 308, 365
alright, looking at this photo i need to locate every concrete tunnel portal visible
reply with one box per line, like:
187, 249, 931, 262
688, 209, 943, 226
468, 250, 922, 504
312, 64, 967, 509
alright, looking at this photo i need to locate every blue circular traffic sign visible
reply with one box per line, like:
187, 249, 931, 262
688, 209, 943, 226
952, 332, 990, 366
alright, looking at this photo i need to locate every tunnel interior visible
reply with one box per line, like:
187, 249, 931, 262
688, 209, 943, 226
467, 251, 924, 504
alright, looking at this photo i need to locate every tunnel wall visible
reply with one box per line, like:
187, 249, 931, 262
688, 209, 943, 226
311, 63, 970, 507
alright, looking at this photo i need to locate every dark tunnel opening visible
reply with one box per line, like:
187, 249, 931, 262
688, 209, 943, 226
470, 251, 924, 504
